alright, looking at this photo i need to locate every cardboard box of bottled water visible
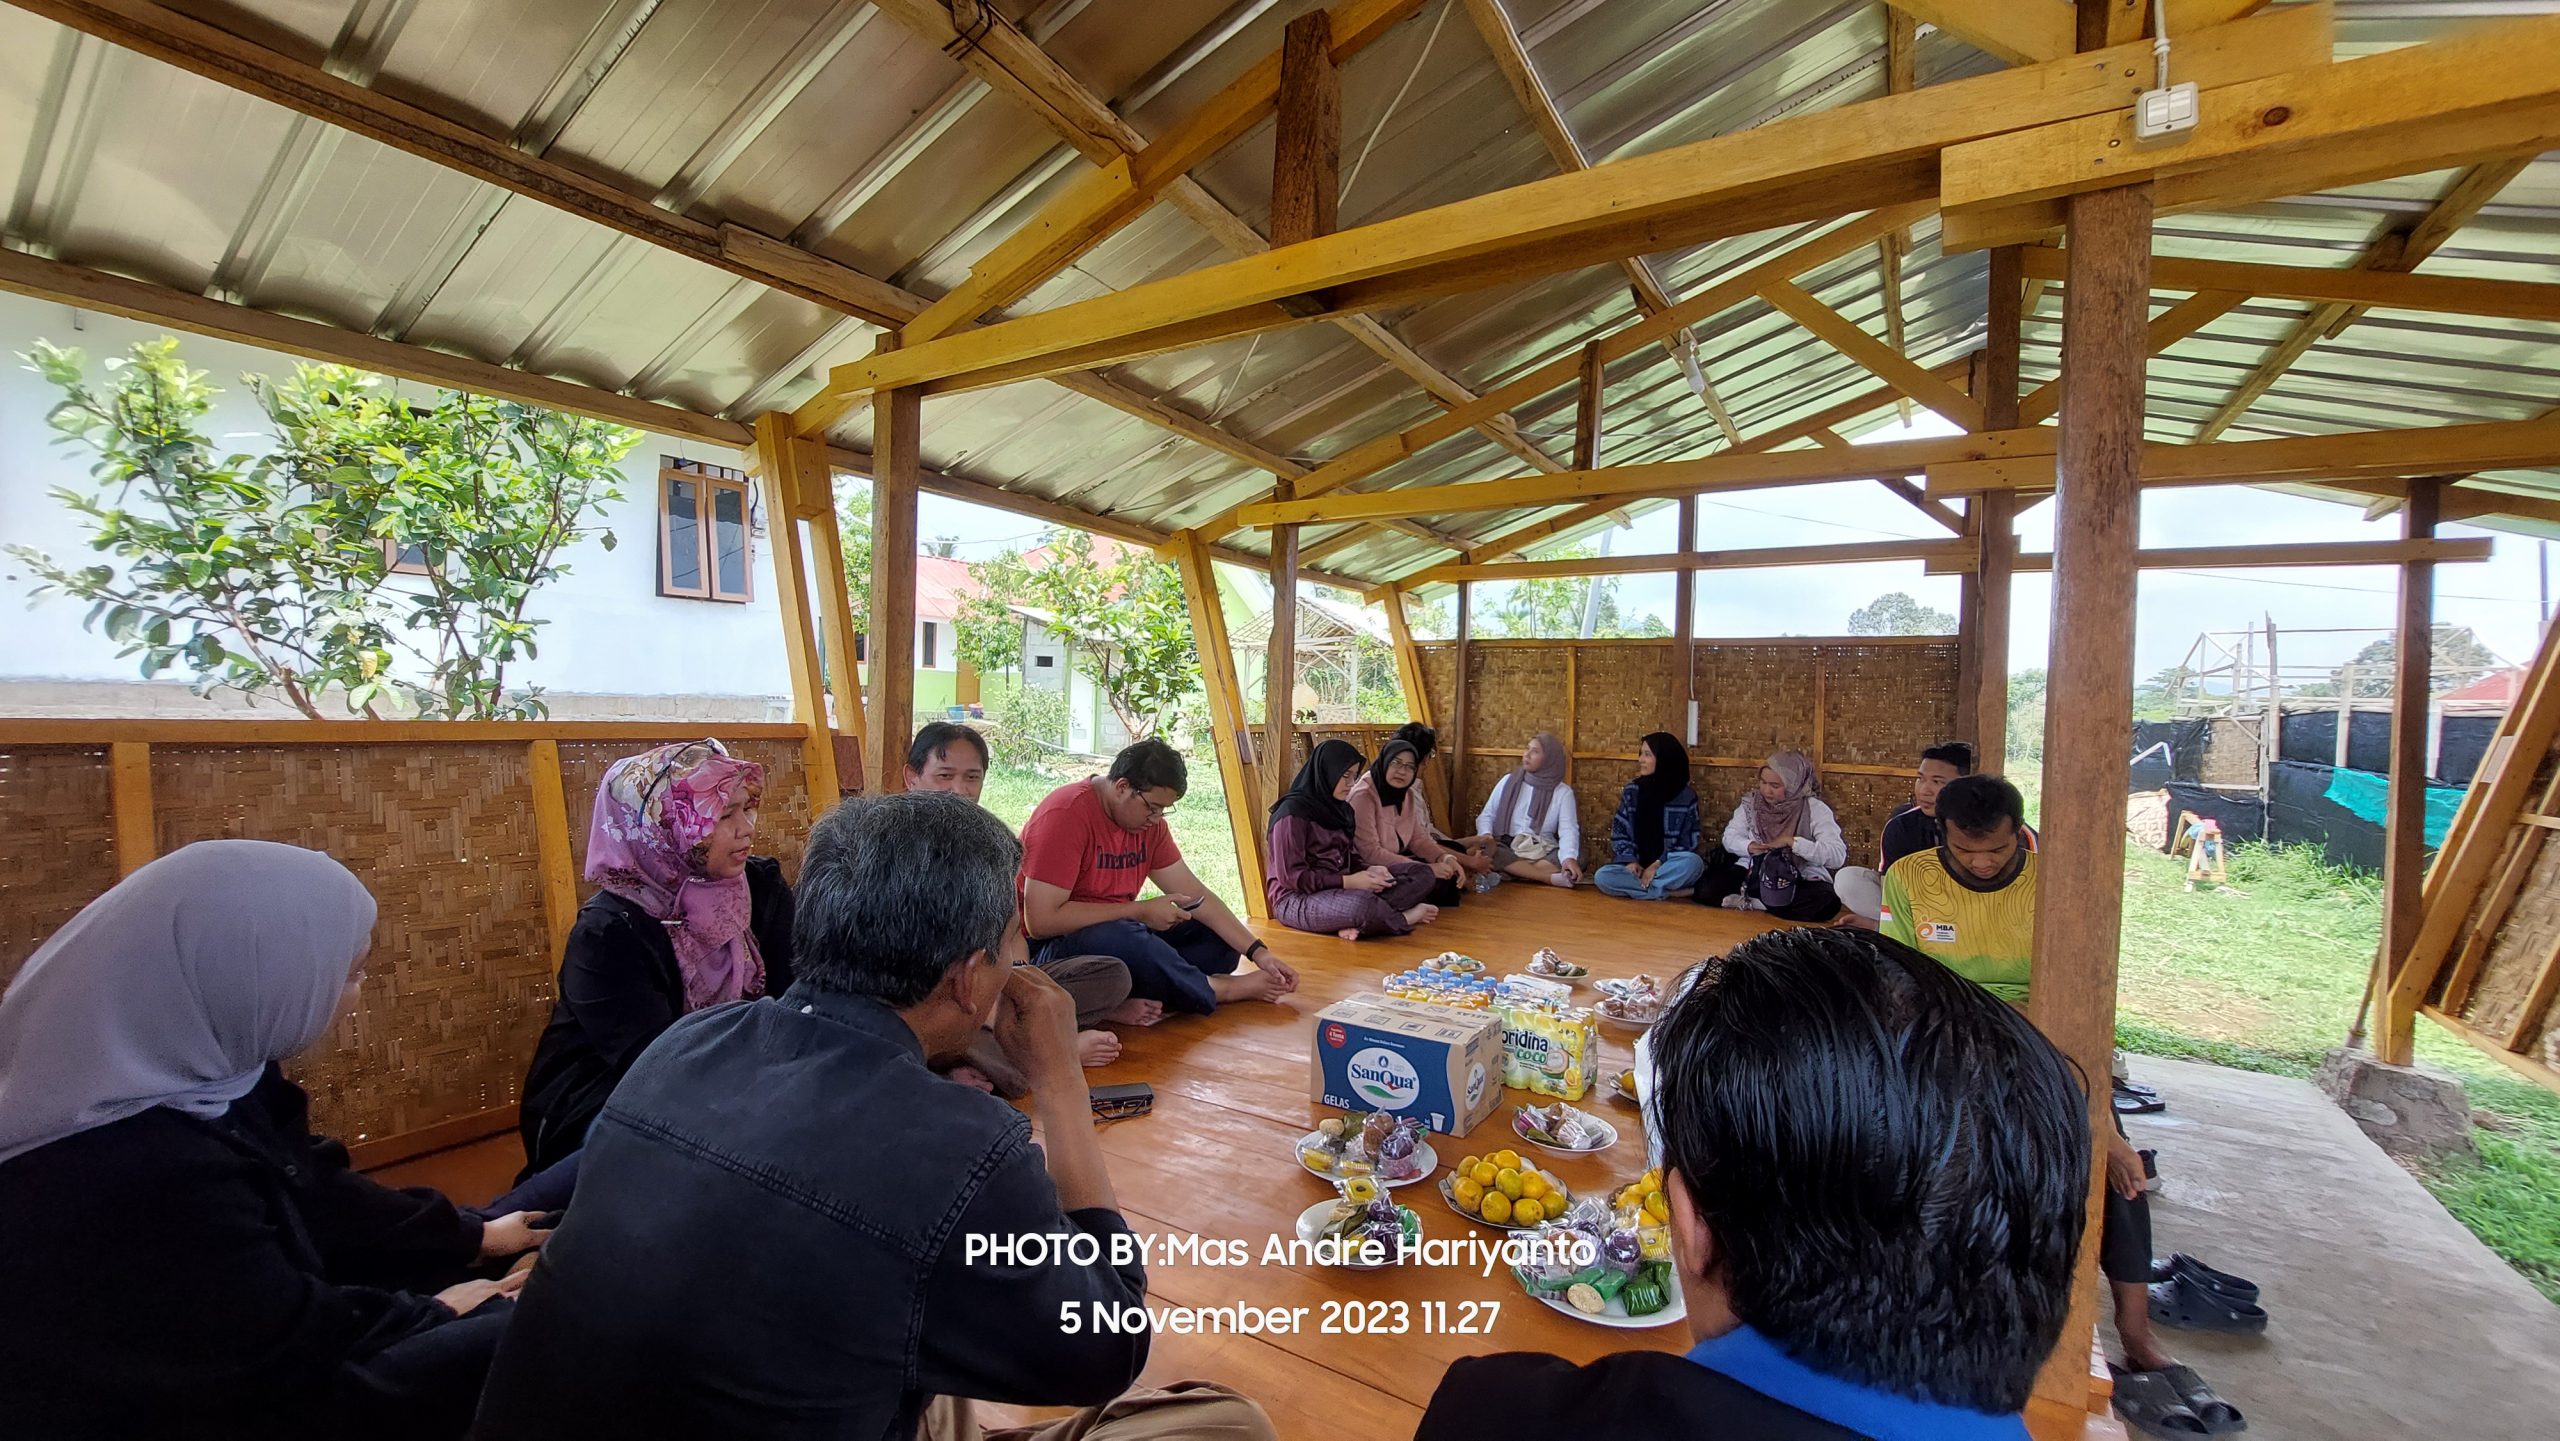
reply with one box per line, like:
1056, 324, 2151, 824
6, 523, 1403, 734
1308, 995, 1500, 1136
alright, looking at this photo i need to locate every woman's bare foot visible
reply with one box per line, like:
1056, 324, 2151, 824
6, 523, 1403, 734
1104, 997, 1165, 1027
1076, 1028, 1122, 1068
947, 1064, 997, 1094
1210, 969, 1290, 1005
1336, 927, 1362, 941
1546, 869, 1574, 888
1401, 903, 1440, 927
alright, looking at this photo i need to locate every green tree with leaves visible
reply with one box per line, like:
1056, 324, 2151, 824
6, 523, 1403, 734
960, 531, 1197, 742
2325, 626, 2504, 697
11, 338, 633, 719
1476, 545, 1670, 638
1847, 591, 1957, 636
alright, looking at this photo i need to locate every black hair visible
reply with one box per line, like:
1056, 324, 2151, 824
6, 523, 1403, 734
791, 792, 1020, 1008
1919, 740, 1977, 774
1649, 926, 2088, 1413
1936, 773, 2025, 838
906, 721, 990, 774
1391, 722, 1438, 761
1106, 738, 1187, 797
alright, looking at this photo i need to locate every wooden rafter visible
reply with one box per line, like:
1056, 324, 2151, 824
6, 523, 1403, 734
2192, 159, 2536, 442
1883, 0, 2074, 66
1759, 278, 1987, 430
2015, 245, 2560, 326
1921, 538, 2493, 574
868, 0, 1562, 477
1374, 538, 1977, 595
1925, 414, 2560, 496
793, 8, 2338, 419
1458, 0, 1743, 445
13, 0, 1333, 502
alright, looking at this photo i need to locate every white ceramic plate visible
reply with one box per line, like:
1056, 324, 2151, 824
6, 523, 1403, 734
1529, 1276, 1687, 1329
1293, 1199, 1419, 1271
1512, 1105, 1619, 1155
1296, 1131, 1436, 1188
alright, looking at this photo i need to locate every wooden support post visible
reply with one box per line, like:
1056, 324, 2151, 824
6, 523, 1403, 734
109, 740, 154, 879
753, 414, 841, 805
1384, 587, 1448, 821
527, 739, 581, 963
1977, 248, 2024, 772
2025, 174, 2153, 1412
1454, 584, 1475, 819
1172, 532, 1271, 920
870, 376, 922, 795
1268, 488, 1301, 805
1676, 497, 1699, 745
802, 471, 869, 795
1270, 10, 1341, 248
2378, 480, 2443, 1064
1575, 344, 1607, 471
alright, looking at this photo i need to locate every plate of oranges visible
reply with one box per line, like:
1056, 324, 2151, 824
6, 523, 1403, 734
1437, 1147, 1573, 1230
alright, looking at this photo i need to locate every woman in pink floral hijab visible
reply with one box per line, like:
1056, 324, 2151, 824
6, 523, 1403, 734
518, 738, 795, 1174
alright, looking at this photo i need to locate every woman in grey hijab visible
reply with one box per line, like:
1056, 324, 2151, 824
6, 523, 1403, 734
0, 840, 555, 1440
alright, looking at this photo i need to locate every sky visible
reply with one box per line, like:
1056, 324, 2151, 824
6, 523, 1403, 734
898, 414, 2550, 683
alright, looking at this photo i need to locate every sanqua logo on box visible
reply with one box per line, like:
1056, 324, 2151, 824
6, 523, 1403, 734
1345, 1046, 1421, 1110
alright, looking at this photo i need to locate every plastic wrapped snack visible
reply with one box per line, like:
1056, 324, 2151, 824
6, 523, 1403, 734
1496, 998, 1599, 1100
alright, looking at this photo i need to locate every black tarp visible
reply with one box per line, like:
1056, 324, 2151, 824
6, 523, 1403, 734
2277, 710, 2499, 787
2266, 760, 2386, 870
2128, 719, 2209, 785
2150, 782, 2267, 850
2438, 714, 2498, 788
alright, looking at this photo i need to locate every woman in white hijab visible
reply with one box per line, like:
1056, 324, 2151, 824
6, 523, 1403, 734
0, 840, 552, 1440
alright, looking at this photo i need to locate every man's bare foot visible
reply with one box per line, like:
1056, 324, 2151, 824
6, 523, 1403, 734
1210, 969, 1289, 1005
1076, 1029, 1122, 1068
948, 1064, 997, 1094
1402, 903, 1440, 927
1104, 997, 1164, 1027
1337, 927, 1362, 941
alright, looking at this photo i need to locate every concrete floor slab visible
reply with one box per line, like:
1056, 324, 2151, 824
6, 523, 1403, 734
2111, 1055, 2560, 1441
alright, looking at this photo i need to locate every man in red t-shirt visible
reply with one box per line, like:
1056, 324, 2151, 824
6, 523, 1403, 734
1020, 739, 1298, 1014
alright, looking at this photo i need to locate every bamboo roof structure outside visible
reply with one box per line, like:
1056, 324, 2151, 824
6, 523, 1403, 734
0, 0, 2552, 594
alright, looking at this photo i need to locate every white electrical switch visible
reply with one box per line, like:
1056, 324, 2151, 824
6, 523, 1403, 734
2135, 82, 2199, 141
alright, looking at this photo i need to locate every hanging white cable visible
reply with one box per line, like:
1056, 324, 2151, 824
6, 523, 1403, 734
1341, 0, 1456, 209
2151, 0, 2173, 89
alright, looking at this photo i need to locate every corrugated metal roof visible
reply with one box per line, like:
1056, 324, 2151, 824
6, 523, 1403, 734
1, 0, 2552, 589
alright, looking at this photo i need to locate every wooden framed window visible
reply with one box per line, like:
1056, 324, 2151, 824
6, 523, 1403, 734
382, 538, 431, 576
920, 620, 939, 669
659, 458, 753, 602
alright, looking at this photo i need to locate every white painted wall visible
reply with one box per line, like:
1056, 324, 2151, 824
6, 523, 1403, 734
0, 291, 794, 709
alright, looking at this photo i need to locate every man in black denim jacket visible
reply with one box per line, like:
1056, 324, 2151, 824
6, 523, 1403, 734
476, 792, 1269, 1441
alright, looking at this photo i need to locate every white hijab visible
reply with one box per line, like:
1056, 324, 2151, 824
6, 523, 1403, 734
0, 839, 377, 1165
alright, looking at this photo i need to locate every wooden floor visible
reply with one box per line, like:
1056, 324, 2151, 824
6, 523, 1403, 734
382, 884, 2119, 1438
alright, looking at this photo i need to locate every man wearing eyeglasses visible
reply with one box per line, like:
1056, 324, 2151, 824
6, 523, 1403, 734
1019, 739, 1299, 1016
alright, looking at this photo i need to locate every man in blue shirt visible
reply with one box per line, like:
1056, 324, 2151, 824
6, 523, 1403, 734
1417, 925, 2088, 1440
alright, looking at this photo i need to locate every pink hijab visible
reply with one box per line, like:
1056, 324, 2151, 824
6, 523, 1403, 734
1748, 750, 1819, 843
586, 739, 766, 1012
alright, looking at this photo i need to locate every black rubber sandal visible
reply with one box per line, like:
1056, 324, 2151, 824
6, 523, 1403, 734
2114, 1085, 2167, 1115
2149, 1274, 2269, 1334
2115, 1076, 2163, 1103
2151, 1252, 2260, 1303
2111, 1367, 2211, 1438
2160, 1364, 2247, 1435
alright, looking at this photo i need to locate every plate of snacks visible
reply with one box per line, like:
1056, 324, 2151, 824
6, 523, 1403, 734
1609, 1068, 1642, 1107
1525, 947, 1588, 981
1594, 974, 1667, 1028
1418, 950, 1486, 977
1512, 1192, 1684, 1329
1297, 1110, 1436, 1188
1295, 1176, 1422, 1271
1438, 1147, 1572, 1230
1513, 1101, 1618, 1155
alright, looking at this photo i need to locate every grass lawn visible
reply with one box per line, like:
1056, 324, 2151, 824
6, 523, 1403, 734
2013, 771, 2560, 1303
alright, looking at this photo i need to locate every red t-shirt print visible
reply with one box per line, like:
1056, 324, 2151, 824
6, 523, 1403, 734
1019, 780, 1182, 906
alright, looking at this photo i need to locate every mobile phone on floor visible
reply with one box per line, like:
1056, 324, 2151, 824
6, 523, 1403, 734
1091, 1082, 1154, 1119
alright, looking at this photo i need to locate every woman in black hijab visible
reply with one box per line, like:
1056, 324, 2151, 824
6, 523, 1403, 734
1265, 739, 1446, 939
1593, 732, 1706, 901
1347, 738, 1469, 906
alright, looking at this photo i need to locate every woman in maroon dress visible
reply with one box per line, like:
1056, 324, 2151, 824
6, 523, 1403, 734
1265, 739, 1444, 940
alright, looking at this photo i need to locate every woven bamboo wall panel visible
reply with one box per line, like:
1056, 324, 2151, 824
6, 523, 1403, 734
1574, 761, 1635, 861
1825, 771, 1907, 869
1573, 643, 1681, 758
2457, 840, 2560, 1044
1694, 646, 1820, 761
1417, 643, 1458, 730
148, 743, 549, 1146
1466, 645, 1570, 754
1461, 754, 1512, 839
558, 736, 814, 886
1820, 643, 1963, 766
0, 747, 116, 990
1696, 766, 1759, 841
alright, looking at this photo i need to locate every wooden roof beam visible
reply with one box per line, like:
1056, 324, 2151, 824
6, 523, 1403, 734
1925, 414, 2560, 495
1923, 538, 2493, 575
870, 0, 1563, 476
2014, 244, 2560, 324
1884, 0, 2273, 68
1239, 429, 2058, 528
1376, 538, 1977, 597
1459, 0, 1742, 446
795, 7, 2334, 422
1759, 278, 1987, 431
2190, 159, 2537, 442
1879, 5, 1919, 427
